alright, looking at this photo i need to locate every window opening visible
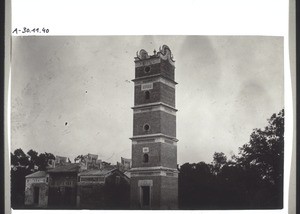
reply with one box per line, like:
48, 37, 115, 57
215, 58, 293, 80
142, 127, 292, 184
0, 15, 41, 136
143, 154, 149, 163
145, 91, 150, 99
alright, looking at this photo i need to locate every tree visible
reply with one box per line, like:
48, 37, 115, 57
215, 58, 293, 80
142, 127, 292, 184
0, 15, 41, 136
11, 148, 29, 168
102, 161, 111, 167
211, 152, 227, 175
11, 148, 31, 207
74, 155, 86, 163
228, 109, 284, 208
237, 109, 284, 187
11, 149, 55, 171
178, 109, 284, 209
179, 162, 215, 209
37, 152, 55, 171
27, 149, 39, 171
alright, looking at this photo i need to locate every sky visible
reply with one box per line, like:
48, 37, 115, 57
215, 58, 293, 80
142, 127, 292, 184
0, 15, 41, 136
11, 36, 284, 165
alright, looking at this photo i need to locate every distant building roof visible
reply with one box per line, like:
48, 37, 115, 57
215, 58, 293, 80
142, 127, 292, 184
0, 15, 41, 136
121, 157, 131, 164
106, 164, 117, 169
47, 163, 80, 173
124, 171, 131, 178
79, 168, 117, 176
87, 153, 98, 160
26, 171, 47, 178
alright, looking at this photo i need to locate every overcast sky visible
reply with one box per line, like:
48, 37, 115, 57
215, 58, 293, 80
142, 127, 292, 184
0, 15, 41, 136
11, 36, 284, 165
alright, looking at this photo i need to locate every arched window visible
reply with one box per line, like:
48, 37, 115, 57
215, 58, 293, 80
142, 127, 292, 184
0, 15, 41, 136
145, 91, 150, 100
143, 154, 149, 163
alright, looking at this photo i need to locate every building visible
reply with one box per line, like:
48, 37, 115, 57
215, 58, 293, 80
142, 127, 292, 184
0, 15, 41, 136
117, 157, 132, 172
78, 168, 130, 209
53, 155, 69, 167
74, 154, 103, 170
47, 163, 80, 207
24, 171, 49, 207
129, 45, 179, 209
24, 155, 130, 209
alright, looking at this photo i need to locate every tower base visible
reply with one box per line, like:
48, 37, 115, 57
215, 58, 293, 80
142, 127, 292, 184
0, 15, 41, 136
130, 169, 178, 209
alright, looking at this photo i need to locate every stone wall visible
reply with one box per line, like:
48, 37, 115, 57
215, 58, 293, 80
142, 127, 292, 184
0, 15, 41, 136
133, 111, 176, 137
160, 83, 175, 107
130, 176, 161, 209
160, 176, 178, 209
130, 175, 178, 209
24, 182, 48, 207
160, 143, 177, 169
77, 183, 105, 208
78, 172, 130, 209
132, 142, 161, 168
134, 82, 175, 107
160, 111, 176, 137
135, 60, 175, 81
48, 173, 78, 207
49, 173, 77, 187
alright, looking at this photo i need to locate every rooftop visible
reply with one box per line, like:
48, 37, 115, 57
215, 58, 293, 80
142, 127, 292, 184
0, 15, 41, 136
79, 168, 117, 176
47, 163, 81, 173
134, 45, 175, 66
26, 171, 47, 178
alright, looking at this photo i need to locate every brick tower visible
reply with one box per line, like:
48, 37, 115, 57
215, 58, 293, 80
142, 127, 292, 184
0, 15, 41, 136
130, 45, 178, 209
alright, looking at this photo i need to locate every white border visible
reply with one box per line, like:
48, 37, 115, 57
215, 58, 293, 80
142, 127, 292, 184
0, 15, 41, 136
9, 0, 292, 214
11, 0, 286, 36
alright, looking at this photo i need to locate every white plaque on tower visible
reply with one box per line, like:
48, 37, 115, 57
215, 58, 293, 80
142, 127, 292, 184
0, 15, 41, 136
141, 83, 153, 91
142, 147, 149, 153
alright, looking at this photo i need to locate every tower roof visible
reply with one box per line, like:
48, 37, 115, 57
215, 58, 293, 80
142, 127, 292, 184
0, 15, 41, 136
134, 45, 175, 67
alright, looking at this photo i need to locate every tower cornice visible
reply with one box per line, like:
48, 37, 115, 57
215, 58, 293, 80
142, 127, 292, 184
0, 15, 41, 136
132, 74, 178, 85
130, 133, 178, 142
132, 102, 177, 112
133, 105, 177, 116
129, 166, 179, 173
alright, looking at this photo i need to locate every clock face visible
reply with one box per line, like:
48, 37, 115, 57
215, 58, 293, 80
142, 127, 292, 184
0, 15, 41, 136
143, 124, 150, 131
144, 66, 151, 73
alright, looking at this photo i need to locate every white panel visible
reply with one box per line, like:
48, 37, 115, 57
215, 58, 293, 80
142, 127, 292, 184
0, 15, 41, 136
138, 179, 153, 186
141, 83, 153, 91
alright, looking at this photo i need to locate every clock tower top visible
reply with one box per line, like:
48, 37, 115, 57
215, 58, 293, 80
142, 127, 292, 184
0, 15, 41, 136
133, 45, 176, 83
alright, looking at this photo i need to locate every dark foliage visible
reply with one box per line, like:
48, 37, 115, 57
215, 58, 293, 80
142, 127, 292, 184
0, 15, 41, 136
179, 109, 284, 209
74, 155, 85, 163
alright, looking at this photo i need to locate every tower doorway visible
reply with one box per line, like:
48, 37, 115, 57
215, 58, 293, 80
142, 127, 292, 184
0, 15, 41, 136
141, 186, 150, 208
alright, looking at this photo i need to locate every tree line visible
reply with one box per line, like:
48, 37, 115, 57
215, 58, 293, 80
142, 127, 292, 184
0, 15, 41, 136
11, 109, 284, 209
178, 109, 284, 209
